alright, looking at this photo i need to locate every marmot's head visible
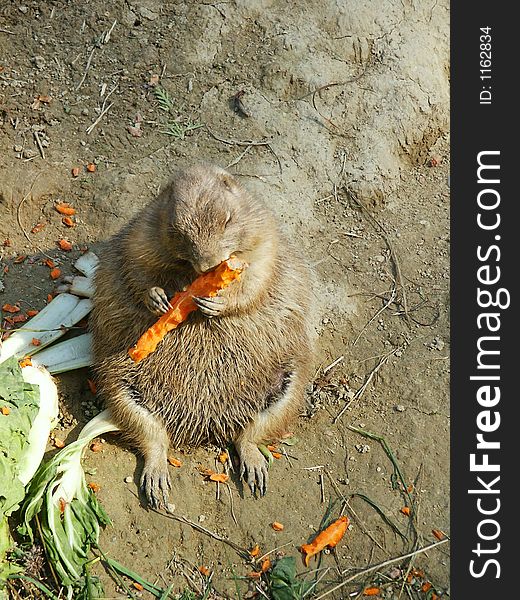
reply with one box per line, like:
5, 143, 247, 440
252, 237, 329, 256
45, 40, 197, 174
162, 164, 275, 273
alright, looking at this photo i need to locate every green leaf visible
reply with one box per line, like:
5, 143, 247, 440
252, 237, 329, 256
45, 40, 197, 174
269, 557, 311, 600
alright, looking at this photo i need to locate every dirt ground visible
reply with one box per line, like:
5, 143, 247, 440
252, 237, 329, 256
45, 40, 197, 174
1, 1, 450, 599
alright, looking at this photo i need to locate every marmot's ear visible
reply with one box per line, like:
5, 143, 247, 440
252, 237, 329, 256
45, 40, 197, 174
219, 171, 239, 193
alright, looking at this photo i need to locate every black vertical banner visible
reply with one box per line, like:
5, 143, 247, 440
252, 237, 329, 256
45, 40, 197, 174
452, 3, 514, 596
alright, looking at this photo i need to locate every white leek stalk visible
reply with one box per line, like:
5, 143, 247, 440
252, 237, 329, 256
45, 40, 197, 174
18, 365, 59, 486
73, 252, 99, 278
0, 295, 92, 364
31, 334, 93, 374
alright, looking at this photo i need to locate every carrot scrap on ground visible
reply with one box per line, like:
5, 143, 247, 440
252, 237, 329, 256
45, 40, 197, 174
43, 259, 56, 268
260, 558, 271, 573
55, 203, 76, 216
2, 304, 20, 313
14, 255, 27, 264
249, 544, 260, 557
31, 222, 45, 234
209, 473, 229, 483
400, 506, 411, 516
198, 566, 210, 576
247, 571, 262, 579
19, 357, 32, 368
88, 482, 101, 493
62, 217, 75, 227
271, 522, 284, 532
59, 498, 67, 514
267, 444, 277, 452
50, 267, 61, 280
57, 239, 73, 251
47, 294, 54, 303
12, 314, 27, 323
86, 163, 96, 172
432, 529, 446, 541
421, 582, 432, 593
271, 451, 282, 459
128, 257, 245, 362
27, 310, 39, 317
132, 582, 144, 592
218, 451, 229, 464
362, 587, 381, 596
71, 167, 80, 177
53, 438, 65, 449
168, 456, 182, 467
1, 407, 10, 416
31, 338, 41, 346
299, 515, 349, 567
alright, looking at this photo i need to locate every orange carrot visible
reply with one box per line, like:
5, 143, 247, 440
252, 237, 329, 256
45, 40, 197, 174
300, 516, 349, 567
249, 544, 260, 557
362, 588, 381, 596
12, 315, 27, 323
71, 167, 81, 177
128, 257, 245, 362
271, 451, 282, 459
88, 482, 100, 493
2, 304, 20, 313
198, 566, 210, 576
432, 529, 446, 541
44, 259, 56, 268
53, 438, 65, 449
50, 267, 61, 280
31, 338, 41, 346
168, 456, 182, 467
19, 357, 32, 368
218, 451, 229, 464
421, 582, 432, 592
260, 558, 271, 573
55, 203, 76, 216
62, 217, 75, 227
132, 582, 144, 591
14, 255, 27, 263
86, 163, 96, 172
400, 506, 411, 516
27, 310, 39, 317
271, 522, 284, 531
209, 473, 229, 483
1, 407, 10, 416
31, 222, 45, 233
57, 239, 73, 251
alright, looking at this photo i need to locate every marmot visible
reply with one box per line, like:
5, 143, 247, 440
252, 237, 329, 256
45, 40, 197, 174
89, 164, 314, 508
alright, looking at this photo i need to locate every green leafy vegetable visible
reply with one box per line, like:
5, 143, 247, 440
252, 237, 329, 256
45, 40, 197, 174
269, 557, 312, 600
19, 409, 119, 595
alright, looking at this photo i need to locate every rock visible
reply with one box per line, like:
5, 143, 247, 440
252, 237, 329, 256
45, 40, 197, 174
22, 148, 37, 159
395, 404, 406, 412
124, 476, 133, 483
32, 55, 46, 70
18, 5, 28, 13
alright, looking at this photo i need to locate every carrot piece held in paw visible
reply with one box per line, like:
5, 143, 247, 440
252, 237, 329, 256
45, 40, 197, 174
128, 257, 245, 362
300, 516, 350, 567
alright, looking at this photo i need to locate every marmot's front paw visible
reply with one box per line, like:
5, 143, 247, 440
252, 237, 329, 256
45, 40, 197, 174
194, 295, 227, 317
140, 461, 172, 510
145, 287, 172, 315
237, 442, 269, 496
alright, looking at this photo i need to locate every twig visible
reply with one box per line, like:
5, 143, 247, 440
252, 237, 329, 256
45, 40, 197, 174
206, 128, 271, 147
33, 131, 46, 159
323, 355, 344, 375
352, 284, 397, 347
319, 472, 325, 503
0, 28, 15, 34
85, 101, 113, 135
225, 483, 238, 525
333, 347, 400, 423
16, 174, 44, 246
313, 539, 449, 600
226, 144, 253, 169
150, 508, 249, 558
75, 46, 96, 90
256, 541, 294, 564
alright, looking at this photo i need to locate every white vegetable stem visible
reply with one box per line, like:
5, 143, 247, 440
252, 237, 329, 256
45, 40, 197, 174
0, 296, 92, 364
18, 365, 59, 486
31, 334, 93, 374
73, 251, 99, 278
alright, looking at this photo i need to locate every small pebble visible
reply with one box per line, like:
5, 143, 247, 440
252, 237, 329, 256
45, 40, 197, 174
395, 404, 406, 412
124, 476, 133, 483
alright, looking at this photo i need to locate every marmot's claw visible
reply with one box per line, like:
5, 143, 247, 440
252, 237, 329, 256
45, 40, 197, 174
238, 444, 269, 496
146, 287, 172, 315
140, 465, 172, 509
194, 295, 227, 317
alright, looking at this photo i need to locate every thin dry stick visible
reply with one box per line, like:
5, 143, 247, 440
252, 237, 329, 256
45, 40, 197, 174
256, 541, 294, 564
324, 471, 385, 553
333, 347, 400, 423
225, 482, 238, 525
323, 355, 344, 375
320, 472, 325, 503
86, 101, 114, 135
226, 144, 253, 169
347, 191, 411, 325
33, 131, 46, 159
151, 509, 249, 558
314, 539, 449, 600
352, 284, 397, 347
75, 46, 96, 90
0, 28, 15, 34
206, 128, 271, 147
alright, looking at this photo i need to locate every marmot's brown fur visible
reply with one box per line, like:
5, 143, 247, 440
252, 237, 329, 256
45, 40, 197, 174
89, 164, 314, 508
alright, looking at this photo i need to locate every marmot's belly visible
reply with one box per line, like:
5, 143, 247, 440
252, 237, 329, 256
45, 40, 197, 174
132, 316, 288, 447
